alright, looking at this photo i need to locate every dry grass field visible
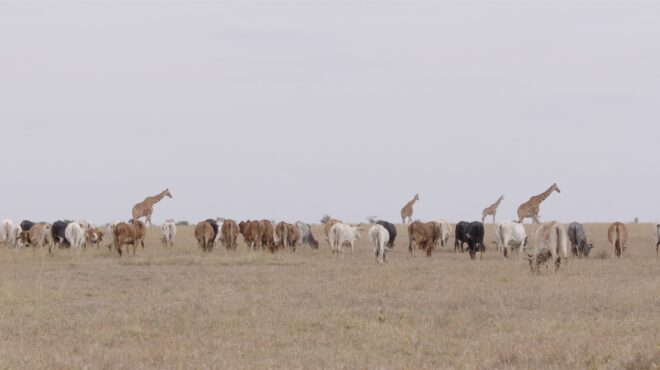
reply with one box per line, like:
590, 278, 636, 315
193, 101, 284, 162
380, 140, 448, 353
0, 222, 658, 369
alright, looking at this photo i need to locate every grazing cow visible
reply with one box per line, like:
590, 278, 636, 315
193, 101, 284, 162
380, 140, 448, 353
112, 221, 147, 256
369, 224, 390, 264
296, 221, 319, 249
454, 221, 470, 252
528, 221, 567, 273
205, 219, 220, 242
221, 219, 239, 251
239, 220, 261, 251
195, 221, 215, 252
376, 220, 397, 249
213, 219, 225, 244
65, 222, 87, 255
8, 224, 23, 248
607, 222, 628, 259
259, 220, 276, 252
1, 219, 14, 245
435, 220, 452, 248
286, 223, 300, 251
494, 220, 527, 259
328, 223, 362, 256
86, 228, 104, 249
161, 219, 176, 247
275, 222, 289, 251
20, 220, 35, 232
654, 224, 660, 256
19, 223, 53, 253
408, 221, 441, 257
566, 222, 594, 258
465, 222, 485, 260
51, 220, 71, 248
323, 219, 341, 246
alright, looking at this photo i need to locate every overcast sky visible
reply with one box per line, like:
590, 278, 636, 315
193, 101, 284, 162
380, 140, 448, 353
1, 1, 658, 225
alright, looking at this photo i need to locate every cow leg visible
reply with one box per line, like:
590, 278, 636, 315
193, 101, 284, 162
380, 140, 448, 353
383, 249, 388, 263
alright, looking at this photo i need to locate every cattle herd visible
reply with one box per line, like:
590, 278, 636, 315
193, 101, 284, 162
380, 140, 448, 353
1, 187, 659, 274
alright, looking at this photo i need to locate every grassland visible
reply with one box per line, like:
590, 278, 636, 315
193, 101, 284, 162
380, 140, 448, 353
0, 222, 658, 369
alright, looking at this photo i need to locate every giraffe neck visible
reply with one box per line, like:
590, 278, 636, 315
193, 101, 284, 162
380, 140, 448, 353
537, 185, 555, 202
494, 197, 503, 208
146, 191, 167, 206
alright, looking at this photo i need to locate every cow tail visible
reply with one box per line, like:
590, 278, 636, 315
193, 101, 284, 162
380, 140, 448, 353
557, 225, 567, 259
615, 224, 621, 256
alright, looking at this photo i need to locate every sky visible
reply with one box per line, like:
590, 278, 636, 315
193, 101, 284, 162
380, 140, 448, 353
1, 1, 659, 225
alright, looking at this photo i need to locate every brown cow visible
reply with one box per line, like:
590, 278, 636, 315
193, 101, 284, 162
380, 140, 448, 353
18, 223, 53, 253
85, 228, 104, 249
239, 220, 260, 251
195, 221, 215, 252
286, 223, 300, 251
607, 222, 628, 259
222, 219, 239, 251
259, 220, 276, 252
275, 222, 288, 251
112, 221, 146, 257
408, 221, 441, 257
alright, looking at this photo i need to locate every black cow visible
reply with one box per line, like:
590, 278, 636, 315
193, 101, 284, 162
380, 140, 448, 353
376, 220, 397, 249
206, 219, 219, 241
454, 221, 470, 252
51, 220, 71, 248
20, 220, 35, 232
465, 221, 485, 260
567, 222, 594, 258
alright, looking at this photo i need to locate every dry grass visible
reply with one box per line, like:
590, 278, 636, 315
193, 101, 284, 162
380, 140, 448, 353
0, 222, 658, 369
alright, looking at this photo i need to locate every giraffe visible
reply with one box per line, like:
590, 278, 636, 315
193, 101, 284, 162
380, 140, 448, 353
400, 194, 419, 224
517, 183, 560, 224
131, 189, 173, 227
481, 195, 504, 223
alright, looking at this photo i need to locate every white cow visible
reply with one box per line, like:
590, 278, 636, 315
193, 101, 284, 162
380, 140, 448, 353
494, 220, 528, 259
369, 224, 390, 264
161, 219, 177, 247
214, 220, 225, 244
76, 219, 96, 230
329, 223, 362, 256
65, 222, 87, 255
435, 219, 452, 248
8, 224, 23, 248
528, 221, 568, 273
1, 219, 13, 245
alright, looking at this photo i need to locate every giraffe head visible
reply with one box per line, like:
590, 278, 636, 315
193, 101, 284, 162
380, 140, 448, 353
414, 194, 420, 201
165, 188, 173, 198
552, 183, 561, 193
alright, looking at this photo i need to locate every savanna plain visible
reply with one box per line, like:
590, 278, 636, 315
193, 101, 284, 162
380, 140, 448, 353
0, 223, 658, 369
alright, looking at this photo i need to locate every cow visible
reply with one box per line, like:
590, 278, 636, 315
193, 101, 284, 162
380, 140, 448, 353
161, 219, 176, 247
19, 223, 53, 253
20, 220, 35, 232
369, 224, 390, 264
239, 220, 260, 251
86, 228, 104, 249
205, 219, 220, 243
328, 223, 362, 256
295, 221, 319, 249
408, 221, 441, 257
195, 221, 215, 252
0, 219, 13, 245
65, 222, 87, 255
494, 220, 527, 259
566, 222, 594, 258
221, 219, 239, 251
324, 219, 342, 246
527, 221, 567, 273
454, 221, 470, 252
607, 222, 628, 259
76, 219, 95, 230
286, 223, 300, 251
112, 221, 146, 257
376, 220, 397, 249
435, 220, 452, 248
259, 220, 276, 252
655, 224, 660, 256
8, 224, 23, 248
213, 219, 225, 244
465, 222, 485, 260
51, 220, 71, 248
275, 222, 289, 251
